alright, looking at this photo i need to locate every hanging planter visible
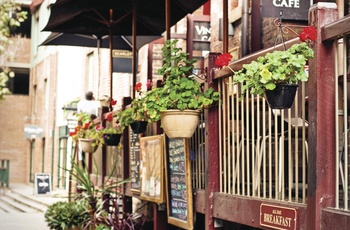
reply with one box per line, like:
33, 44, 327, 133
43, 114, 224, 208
79, 138, 98, 153
264, 84, 298, 109
104, 134, 122, 146
160, 109, 200, 139
130, 121, 148, 134
222, 21, 316, 108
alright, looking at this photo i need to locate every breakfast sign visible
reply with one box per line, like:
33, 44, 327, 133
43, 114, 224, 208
260, 204, 297, 230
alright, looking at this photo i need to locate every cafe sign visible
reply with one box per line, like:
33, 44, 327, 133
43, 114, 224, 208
260, 204, 297, 230
261, 0, 311, 20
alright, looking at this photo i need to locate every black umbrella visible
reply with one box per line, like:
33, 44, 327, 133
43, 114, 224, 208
42, 0, 208, 98
43, 0, 207, 36
41, 32, 161, 51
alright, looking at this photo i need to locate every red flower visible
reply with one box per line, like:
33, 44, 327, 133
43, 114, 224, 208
134, 82, 142, 92
83, 122, 91, 129
110, 99, 117, 106
299, 26, 317, 42
215, 53, 233, 68
107, 113, 113, 122
146, 79, 153, 90
69, 131, 77, 136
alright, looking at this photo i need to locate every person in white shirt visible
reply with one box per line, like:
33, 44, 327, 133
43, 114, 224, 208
76, 91, 100, 169
77, 91, 100, 119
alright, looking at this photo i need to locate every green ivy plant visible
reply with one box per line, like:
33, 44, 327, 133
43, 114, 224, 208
0, 1, 27, 100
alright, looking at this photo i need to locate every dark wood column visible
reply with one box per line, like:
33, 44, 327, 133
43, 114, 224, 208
307, 3, 338, 230
205, 52, 223, 230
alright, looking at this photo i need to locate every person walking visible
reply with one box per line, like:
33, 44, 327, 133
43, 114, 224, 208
77, 91, 100, 119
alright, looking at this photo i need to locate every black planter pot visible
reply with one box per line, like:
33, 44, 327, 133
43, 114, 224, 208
264, 84, 298, 109
130, 121, 148, 134
104, 134, 122, 146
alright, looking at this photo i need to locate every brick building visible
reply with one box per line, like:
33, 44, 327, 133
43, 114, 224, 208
0, 2, 31, 184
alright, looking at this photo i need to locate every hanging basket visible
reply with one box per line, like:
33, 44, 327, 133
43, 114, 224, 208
130, 121, 148, 134
160, 109, 201, 139
78, 138, 98, 153
264, 84, 298, 109
104, 134, 122, 146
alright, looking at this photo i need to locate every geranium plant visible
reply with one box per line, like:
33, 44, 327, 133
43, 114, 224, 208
216, 25, 316, 98
116, 82, 154, 130
70, 112, 121, 147
143, 39, 220, 121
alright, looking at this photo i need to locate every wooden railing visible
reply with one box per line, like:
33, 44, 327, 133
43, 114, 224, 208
215, 73, 309, 203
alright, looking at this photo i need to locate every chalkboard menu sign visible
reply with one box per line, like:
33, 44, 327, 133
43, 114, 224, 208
165, 138, 193, 229
35, 173, 51, 195
129, 130, 141, 192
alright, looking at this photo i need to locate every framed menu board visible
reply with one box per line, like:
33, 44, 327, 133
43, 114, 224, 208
165, 138, 193, 229
140, 135, 164, 203
129, 129, 141, 192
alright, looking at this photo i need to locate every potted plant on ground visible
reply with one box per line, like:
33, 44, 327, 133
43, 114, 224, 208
66, 157, 129, 230
218, 25, 316, 109
143, 39, 220, 138
44, 199, 89, 230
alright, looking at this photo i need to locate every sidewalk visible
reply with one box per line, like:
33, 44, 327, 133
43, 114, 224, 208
8, 183, 69, 206
0, 183, 68, 230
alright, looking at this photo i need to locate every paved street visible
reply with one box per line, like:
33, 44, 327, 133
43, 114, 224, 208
0, 183, 68, 230
0, 213, 49, 230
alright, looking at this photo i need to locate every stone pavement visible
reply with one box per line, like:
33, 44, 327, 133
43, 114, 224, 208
0, 183, 68, 230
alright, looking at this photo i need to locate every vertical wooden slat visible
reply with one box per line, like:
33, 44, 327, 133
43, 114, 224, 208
335, 40, 340, 209
302, 81, 307, 203
294, 97, 299, 202
219, 81, 223, 193
224, 81, 228, 193
274, 111, 279, 200
343, 35, 348, 210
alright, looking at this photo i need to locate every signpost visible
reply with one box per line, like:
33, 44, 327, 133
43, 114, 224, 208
165, 138, 193, 229
129, 129, 141, 193
34, 173, 51, 195
24, 125, 43, 139
260, 204, 297, 230
261, 0, 310, 20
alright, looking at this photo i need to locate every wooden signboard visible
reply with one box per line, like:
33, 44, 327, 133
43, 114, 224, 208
129, 129, 141, 192
140, 135, 164, 203
165, 138, 193, 230
34, 173, 51, 195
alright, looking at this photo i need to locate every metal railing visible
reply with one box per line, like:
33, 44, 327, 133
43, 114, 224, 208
190, 112, 206, 190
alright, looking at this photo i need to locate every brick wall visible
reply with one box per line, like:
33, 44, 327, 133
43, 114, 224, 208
0, 95, 30, 183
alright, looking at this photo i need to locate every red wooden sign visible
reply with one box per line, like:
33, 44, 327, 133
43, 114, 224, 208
260, 204, 297, 230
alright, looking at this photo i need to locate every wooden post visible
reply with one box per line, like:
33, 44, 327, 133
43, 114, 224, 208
307, 3, 338, 230
205, 52, 223, 230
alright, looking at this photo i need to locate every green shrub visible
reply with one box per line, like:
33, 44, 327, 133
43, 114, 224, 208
44, 199, 89, 230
